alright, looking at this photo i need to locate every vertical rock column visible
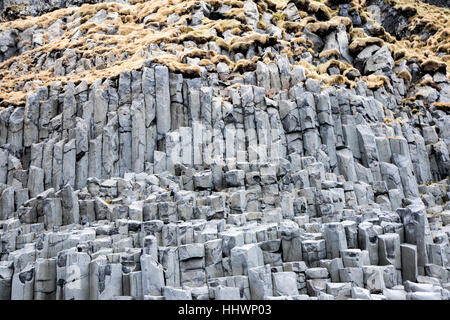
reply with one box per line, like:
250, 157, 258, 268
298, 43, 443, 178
131, 97, 146, 173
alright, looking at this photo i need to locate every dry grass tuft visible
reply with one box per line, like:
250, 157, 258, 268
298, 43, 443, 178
433, 102, 450, 112
233, 59, 258, 72
307, 16, 352, 35
363, 74, 389, 89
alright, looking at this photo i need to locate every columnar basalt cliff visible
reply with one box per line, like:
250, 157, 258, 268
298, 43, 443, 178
0, 0, 449, 300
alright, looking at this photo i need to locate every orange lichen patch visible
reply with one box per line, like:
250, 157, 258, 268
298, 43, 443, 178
349, 37, 385, 54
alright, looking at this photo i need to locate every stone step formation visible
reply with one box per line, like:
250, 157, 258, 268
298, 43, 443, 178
0, 0, 449, 300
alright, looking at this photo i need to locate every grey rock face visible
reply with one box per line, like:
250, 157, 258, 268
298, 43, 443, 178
364, 46, 394, 74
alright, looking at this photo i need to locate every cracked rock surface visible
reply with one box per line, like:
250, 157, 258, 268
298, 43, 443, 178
0, 0, 449, 300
